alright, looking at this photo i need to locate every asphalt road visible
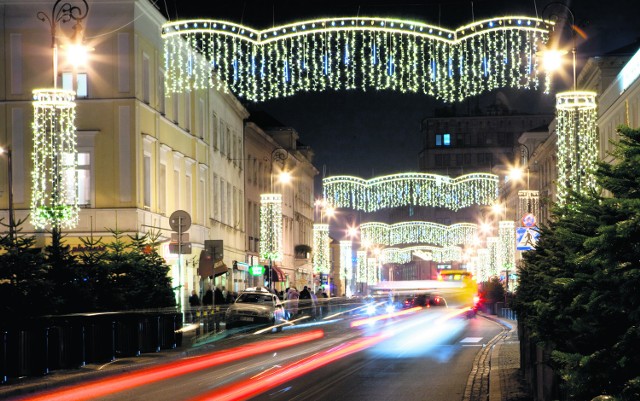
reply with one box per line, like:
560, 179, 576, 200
13, 307, 504, 401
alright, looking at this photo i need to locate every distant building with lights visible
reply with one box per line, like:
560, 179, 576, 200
244, 112, 318, 293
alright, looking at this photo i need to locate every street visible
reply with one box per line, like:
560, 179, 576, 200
13, 307, 505, 401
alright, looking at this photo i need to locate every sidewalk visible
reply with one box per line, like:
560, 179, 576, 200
488, 316, 532, 401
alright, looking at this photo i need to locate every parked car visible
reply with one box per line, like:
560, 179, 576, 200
225, 287, 286, 330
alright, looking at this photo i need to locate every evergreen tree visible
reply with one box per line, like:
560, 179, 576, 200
0, 218, 51, 318
516, 125, 640, 401
43, 228, 84, 314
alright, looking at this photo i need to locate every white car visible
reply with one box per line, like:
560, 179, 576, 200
225, 287, 285, 330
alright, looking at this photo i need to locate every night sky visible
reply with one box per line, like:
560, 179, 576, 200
157, 0, 640, 184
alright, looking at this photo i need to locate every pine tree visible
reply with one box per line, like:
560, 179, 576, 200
0, 218, 52, 318
516, 125, 640, 401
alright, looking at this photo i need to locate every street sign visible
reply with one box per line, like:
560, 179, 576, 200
249, 265, 265, 276
521, 213, 536, 227
170, 233, 189, 242
516, 227, 540, 250
169, 242, 192, 254
169, 210, 191, 232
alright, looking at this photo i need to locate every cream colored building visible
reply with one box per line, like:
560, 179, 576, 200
0, 0, 248, 306
244, 118, 318, 294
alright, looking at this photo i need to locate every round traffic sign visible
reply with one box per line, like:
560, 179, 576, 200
521, 213, 536, 227
169, 210, 191, 232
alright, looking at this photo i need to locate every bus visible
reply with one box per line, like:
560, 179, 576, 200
369, 269, 478, 309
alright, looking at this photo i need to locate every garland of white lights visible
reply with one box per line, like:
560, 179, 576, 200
356, 250, 367, 284
487, 236, 499, 278
382, 245, 462, 264
474, 248, 490, 282
367, 258, 378, 285
313, 223, 330, 274
162, 16, 550, 103
31, 89, 79, 230
323, 172, 498, 212
518, 190, 539, 218
499, 221, 515, 274
339, 240, 353, 281
360, 221, 478, 247
259, 194, 283, 261
556, 91, 598, 204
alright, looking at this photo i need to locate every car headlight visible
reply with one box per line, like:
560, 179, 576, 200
366, 304, 376, 315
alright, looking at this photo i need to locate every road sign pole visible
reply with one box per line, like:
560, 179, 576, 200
178, 216, 184, 321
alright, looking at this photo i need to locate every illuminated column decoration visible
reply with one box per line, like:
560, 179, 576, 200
555, 91, 598, 204
499, 221, 515, 273
367, 258, 377, 285
259, 194, 283, 262
31, 89, 79, 229
361, 221, 478, 247
323, 172, 499, 212
313, 223, 330, 274
339, 240, 353, 281
162, 17, 551, 103
487, 236, 499, 277
475, 249, 490, 282
356, 250, 367, 284
518, 190, 540, 218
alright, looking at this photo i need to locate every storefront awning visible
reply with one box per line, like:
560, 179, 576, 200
198, 250, 228, 277
267, 265, 285, 282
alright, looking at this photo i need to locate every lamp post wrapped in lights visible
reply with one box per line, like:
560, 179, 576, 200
31, 0, 90, 231
542, 2, 598, 204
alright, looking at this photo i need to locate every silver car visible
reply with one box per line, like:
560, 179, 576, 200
225, 288, 286, 330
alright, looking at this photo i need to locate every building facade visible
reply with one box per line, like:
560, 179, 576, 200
0, 0, 248, 306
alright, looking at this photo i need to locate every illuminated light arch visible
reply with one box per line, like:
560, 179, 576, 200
323, 172, 499, 212
360, 221, 478, 247
382, 245, 463, 264
162, 16, 551, 103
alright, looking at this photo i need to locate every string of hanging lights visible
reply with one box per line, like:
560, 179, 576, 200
162, 16, 551, 103
323, 172, 499, 212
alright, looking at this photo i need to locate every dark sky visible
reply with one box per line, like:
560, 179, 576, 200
157, 0, 640, 182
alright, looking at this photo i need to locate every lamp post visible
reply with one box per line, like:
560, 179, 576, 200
542, 3, 597, 203
32, 1, 90, 234
0, 147, 14, 244
260, 148, 288, 293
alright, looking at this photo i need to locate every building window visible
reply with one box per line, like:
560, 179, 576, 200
435, 154, 443, 166
63, 152, 91, 207
61, 72, 88, 97
435, 133, 451, 147
142, 54, 150, 104
158, 69, 165, 114
455, 154, 464, 166
144, 154, 151, 208
159, 163, 166, 214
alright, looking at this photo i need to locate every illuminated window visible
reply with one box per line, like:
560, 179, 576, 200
61, 72, 88, 97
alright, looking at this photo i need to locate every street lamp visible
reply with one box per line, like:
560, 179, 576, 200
31, 1, 90, 233
541, 2, 577, 91
0, 147, 14, 244
542, 2, 598, 203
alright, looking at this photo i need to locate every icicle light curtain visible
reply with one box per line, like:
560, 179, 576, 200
323, 172, 498, 212
162, 16, 551, 103
360, 222, 478, 248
